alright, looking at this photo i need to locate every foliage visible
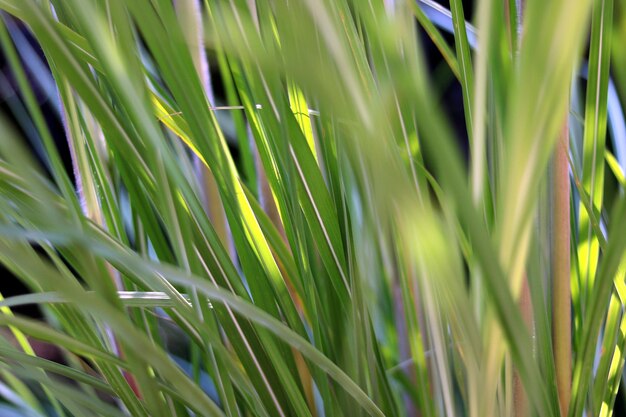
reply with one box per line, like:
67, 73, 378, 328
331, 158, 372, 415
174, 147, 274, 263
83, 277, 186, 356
0, 0, 624, 416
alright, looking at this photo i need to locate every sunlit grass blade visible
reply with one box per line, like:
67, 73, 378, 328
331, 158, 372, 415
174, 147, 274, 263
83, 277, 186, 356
575, 0, 614, 310
570, 196, 626, 417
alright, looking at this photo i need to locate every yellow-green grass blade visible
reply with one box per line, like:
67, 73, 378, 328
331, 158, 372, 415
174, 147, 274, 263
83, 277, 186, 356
592, 287, 626, 416
496, 0, 592, 293
576, 0, 614, 328
570, 196, 626, 417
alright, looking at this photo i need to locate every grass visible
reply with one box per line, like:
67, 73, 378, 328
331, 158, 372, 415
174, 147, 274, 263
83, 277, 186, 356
0, 0, 624, 416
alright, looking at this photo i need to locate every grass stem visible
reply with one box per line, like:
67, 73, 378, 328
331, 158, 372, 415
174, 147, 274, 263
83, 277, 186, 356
552, 120, 571, 417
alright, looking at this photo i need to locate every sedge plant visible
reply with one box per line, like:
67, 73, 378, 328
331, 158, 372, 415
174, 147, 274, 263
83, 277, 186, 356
0, 0, 625, 416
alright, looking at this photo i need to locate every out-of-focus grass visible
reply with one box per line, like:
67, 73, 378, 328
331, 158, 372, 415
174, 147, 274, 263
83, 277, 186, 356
0, 0, 623, 416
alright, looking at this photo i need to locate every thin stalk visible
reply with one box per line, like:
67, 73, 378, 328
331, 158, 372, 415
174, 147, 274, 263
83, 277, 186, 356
513, 275, 534, 417
176, 0, 234, 259
552, 121, 571, 417
507, 1, 533, 415
470, 0, 493, 204
243, 3, 317, 414
58, 81, 143, 400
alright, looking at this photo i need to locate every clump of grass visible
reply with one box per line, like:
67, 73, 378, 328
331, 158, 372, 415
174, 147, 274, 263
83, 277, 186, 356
0, 0, 624, 416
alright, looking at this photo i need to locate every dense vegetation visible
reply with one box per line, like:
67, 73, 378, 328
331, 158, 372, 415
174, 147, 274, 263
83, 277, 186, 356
0, 0, 625, 416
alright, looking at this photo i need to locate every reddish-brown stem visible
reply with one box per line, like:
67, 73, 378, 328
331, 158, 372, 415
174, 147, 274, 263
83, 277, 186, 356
513, 275, 534, 417
552, 121, 571, 417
